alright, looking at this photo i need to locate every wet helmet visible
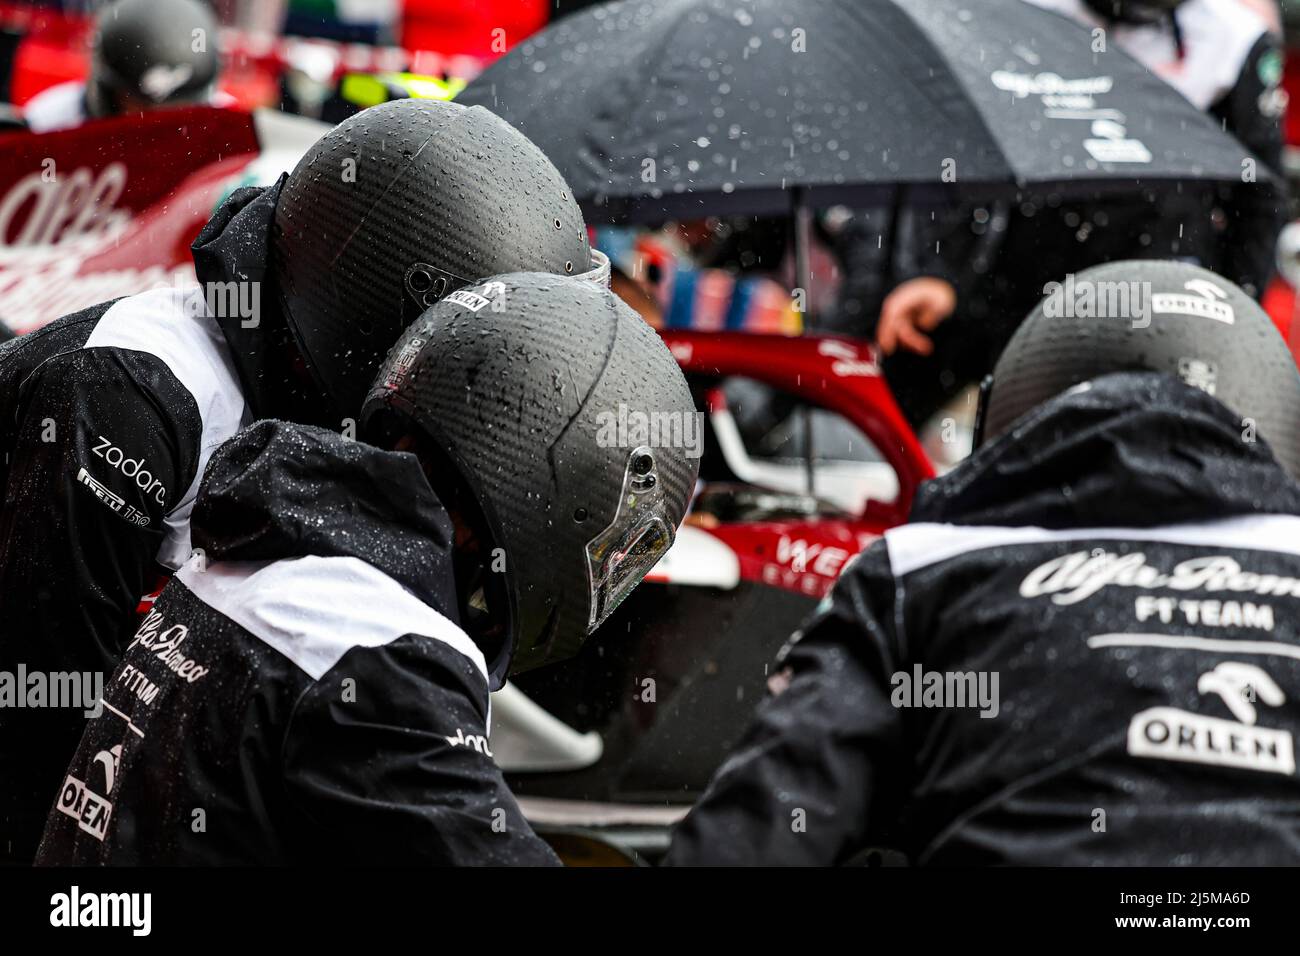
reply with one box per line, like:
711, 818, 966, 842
1081, 0, 1188, 25
976, 260, 1300, 478
362, 272, 700, 686
87, 0, 221, 118
272, 98, 596, 421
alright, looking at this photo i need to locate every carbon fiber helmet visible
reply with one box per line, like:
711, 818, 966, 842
976, 260, 1300, 478
362, 273, 700, 686
87, 0, 220, 118
272, 98, 595, 421
1082, 0, 1187, 24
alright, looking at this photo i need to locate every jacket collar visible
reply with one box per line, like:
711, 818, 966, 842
190, 177, 336, 427
912, 372, 1300, 528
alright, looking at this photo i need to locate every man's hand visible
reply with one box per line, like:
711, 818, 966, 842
876, 277, 957, 356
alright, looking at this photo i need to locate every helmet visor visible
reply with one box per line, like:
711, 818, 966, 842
584, 446, 676, 631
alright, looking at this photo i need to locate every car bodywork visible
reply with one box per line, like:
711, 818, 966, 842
0, 105, 326, 336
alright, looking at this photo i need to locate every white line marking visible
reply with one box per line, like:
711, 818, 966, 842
1087, 633, 1300, 662
99, 699, 145, 738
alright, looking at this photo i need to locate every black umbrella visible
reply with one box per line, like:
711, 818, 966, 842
459, 0, 1273, 225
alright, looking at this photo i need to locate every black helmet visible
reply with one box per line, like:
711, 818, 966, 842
1081, 0, 1187, 24
87, 0, 221, 118
362, 272, 700, 686
272, 98, 596, 421
976, 260, 1300, 478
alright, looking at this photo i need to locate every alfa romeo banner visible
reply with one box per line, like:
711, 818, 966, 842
0, 106, 258, 333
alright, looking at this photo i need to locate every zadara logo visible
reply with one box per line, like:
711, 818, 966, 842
91, 436, 167, 507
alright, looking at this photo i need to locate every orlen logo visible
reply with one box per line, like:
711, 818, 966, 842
91, 436, 167, 506
0, 163, 130, 252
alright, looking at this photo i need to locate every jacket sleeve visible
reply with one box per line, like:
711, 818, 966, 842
1212, 31, 1288, 299
0, 347, 196, 669
281, 635, 560, 866
664, 543, 908, 866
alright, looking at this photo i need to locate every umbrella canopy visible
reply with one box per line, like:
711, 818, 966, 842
459, 0, 1273, 223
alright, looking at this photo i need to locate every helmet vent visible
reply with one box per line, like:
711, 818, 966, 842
424, 277, 448, 306
404, 263, 467, 313
408, 268, 433, 293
